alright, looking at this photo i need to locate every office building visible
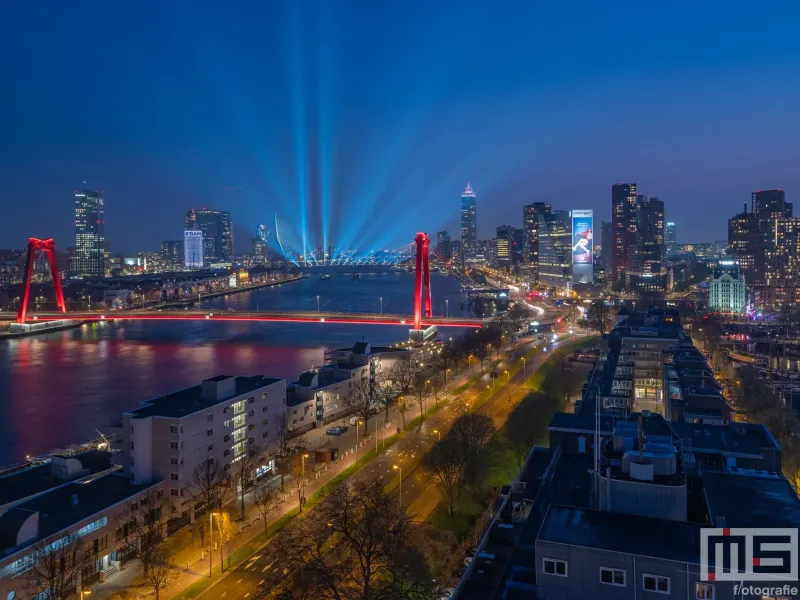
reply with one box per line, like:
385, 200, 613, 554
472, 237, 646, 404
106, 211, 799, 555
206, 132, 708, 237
112, 376, 286, 516
537, 210, 572, 293
512, 227, 525, 266
629, 196, 666, 292
495, 225, 513, 268
709, 261, 746, 314
765, 217, 800, 288
600, 220, 612, 277
727, 208, 764, 285
752, 189, 788, 221
455, 310, 797, 600
184, 230, 204, 268
460, 183, 477, 257
611, 183, 637, 283
185, 209, 234, 264
522, 202, 552, 282
436, 230, 452, 261
665, 221, 676, 255
256, 224, 267, 242
72, 189, 105, 277
570, 210, 594, 285
160, 240, 184, 269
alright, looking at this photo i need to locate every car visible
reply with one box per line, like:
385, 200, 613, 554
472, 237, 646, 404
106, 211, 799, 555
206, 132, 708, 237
326, 427, 344, 436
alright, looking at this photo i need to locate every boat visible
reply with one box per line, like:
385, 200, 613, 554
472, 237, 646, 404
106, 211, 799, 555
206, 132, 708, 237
319, 274, 331, 280
353, 273, 360, 279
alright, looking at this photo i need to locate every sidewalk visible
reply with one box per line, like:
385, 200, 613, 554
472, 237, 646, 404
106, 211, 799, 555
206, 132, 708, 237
89, 351, 489, 600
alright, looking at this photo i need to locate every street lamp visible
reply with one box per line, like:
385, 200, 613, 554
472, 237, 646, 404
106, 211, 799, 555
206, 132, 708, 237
80, 588, 92, 600
445, 299, 449, 318
393, 464, 402, 507
434, 429, 441, 442
505, 370, 509, 383
356, 420, 363, 460
521, 357, 526, 380
302, 453, 309, 477
380, 296, 383, 314
317, 295, 320, 313
208, 511, 219, 576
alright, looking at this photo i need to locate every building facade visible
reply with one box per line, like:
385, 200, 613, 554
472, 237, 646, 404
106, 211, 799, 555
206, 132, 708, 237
185, 209, 233, 265
523, 202, 552, 282
460, 183, 477, 258
629, 196, 666, 292
538, 210, 572, 293
495, 225, 513, 268
436, 230, 452, 261
611, 183, 637, 283
73, 190, 105, 277
727, 209, 763, 285
160, 240, 184, 269
709, 261, 746, 314
765, 217, 800, 289
665, 221, 676, 255
184, 230, 204, 269
752, 189, 788, 220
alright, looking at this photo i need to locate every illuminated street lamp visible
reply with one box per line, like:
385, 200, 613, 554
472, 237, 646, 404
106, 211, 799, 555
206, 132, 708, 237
393, 464, 402, 507
433, 429, 441, 441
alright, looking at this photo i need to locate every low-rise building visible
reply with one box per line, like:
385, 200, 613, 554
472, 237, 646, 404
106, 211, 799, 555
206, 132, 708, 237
111, 375, 286, 517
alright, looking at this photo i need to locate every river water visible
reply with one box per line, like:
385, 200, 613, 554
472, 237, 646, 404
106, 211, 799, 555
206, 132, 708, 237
0, 271, 468, 463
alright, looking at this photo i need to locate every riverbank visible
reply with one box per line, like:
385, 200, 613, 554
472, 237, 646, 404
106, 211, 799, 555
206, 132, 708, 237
0, 318, 90, 339
161, 273, 304, 307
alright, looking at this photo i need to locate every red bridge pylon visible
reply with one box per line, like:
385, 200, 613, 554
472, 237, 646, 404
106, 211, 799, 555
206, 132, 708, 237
17, 238, 66, 323
413, 232, 432, 330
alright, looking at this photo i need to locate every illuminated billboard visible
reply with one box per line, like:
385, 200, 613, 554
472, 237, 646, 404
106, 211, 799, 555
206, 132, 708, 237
571, 210, 594, 285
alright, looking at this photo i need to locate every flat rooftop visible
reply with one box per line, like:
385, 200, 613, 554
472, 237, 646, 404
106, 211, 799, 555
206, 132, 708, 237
671, 421, 778, 457
0, 473, 154, 557
537, 504, 704, 564
128, 376, 283, 419
702, 470, 800, 529
0, 449, 112, 507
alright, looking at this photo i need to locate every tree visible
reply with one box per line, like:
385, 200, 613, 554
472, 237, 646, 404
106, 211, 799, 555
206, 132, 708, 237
506, 397, 541, 467
583, 299, 616, 335
274, 413, 295, 492
270, 477, 437, 600
25, 534, 91, 600
388, 359, 416, 429
237, 444, 262, 521
252, 483, 281, 536
191, 458, 234, 515
118, 486, 169, 578
142, 549, 173, 600
450, 412, 495, 462
344, 376, 374, 437
410, 374, 428, 425
432, 341, 458, 384
430, 373, 446, 408
423, 437, 467, 517
288, 452, 309, 513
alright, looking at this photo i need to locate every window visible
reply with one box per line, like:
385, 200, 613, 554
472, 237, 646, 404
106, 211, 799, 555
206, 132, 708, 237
169, 425, 178, 434
207, 414, 213, 422
170, 441, 179, 450
96, 534, 108, 553
262, 431, 269, 439
248, 397, 255, 404
170, 457, 178, 465
248, 410, 255, 417
207, 429, 213, 437
695, 583, 714, 599
643, 574, 670, 594
224, 449, 230, 457
262, 406, 268, 413
262, 418, 269, 425
207, 444, 214, 452
170, 473, 178, 481
542, 558, 567, 577
224, 435, 230, 443
248, 424, 255, 430
171, 489, 179, 497
599, 567, 625, 587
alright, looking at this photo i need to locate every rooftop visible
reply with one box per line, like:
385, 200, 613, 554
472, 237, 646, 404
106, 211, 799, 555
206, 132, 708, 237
128, 375, 283, 419
537, 504, 704, 564
702, 470, 800, 529
671, 421, 778, 457
0, 473, 155, 557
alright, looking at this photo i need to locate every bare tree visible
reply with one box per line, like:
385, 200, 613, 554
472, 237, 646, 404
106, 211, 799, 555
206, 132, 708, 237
450, 412, 495, 462
274, 413, 295, 492
214, 510, 236, 571
117, 486, 169, 578
429, 373, 446, 408
270, 477, 437, 600
410, 375, 428, 425
432, 341, 458, 384
423, 438, 467, 517
583, 299, 616, 335
343, 376, 374, 437
237, 444, 262, 521
252, 483, 281, 536
25, 534, 91, 600
190, 458, 234, 575
388, 358, 415, 398
142, 549, 173, 600
288, 453, 309, 513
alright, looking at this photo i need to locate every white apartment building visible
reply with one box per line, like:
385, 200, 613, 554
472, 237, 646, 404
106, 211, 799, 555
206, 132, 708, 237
709, 261, 746, 314
112, 375, 286, 516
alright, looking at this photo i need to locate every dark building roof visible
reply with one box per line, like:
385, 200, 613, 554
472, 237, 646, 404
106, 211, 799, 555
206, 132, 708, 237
129, 376, 282, 418
538, 505, 704, 564
671, 421, 779, 457
0, 449, 112, 507
702, 470, 800, 529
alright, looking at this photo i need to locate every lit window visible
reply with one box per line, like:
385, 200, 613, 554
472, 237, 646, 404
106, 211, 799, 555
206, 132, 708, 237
695, 583, 714, 599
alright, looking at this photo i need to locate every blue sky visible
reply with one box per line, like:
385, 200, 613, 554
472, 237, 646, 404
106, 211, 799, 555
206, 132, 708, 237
1, 0, 799, 253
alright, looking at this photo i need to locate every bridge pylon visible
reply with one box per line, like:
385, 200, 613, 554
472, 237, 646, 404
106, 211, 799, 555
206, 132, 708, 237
17, 238, 66, 324
413, 232, 432, 331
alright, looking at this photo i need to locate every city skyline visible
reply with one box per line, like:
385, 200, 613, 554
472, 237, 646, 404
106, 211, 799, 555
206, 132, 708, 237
2, 1, 800, 253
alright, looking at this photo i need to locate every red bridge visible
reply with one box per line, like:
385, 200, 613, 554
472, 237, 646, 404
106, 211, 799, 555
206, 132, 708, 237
12, 233, 483, 329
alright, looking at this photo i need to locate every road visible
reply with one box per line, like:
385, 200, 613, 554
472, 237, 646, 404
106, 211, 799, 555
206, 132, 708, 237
198, 333, 574, 600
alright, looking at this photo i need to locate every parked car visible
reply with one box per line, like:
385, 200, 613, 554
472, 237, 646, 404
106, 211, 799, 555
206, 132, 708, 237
326, 427, 344, 436
349, 416, 361, 426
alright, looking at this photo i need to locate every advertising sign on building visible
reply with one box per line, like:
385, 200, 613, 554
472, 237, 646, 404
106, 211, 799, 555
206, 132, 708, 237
571, 210, 594, 285
184, 230, 204, 269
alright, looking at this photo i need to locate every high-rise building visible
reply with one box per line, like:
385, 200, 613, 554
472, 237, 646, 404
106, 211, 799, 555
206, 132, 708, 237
436, 230, 452, 261
752, 189, 787, 221
611, 183, 637, 283
256, 224, 267, 242
185, 209, 233, 264
522, 202, 552, 282
537, 210, 572, 293
665, 221, 677, 255
728, 208, 763, 285
709, 261, 746, 314
765, 217, 800, 288
629, 196, 665, 292
512, 228, 525, 267
184, 230, 204, 268
72, 189, 105, 277
600, 220, 612, 276
570, 210, 594, 285
460, 183, 477, 257
160, 240, 184, 269
495, 225, 513, 267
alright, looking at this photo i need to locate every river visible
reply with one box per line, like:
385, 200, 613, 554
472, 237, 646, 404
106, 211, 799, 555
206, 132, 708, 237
0, 271, 468, 464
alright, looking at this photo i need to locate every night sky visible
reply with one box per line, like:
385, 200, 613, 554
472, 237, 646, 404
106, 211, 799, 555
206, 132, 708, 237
1, 1, 799, 254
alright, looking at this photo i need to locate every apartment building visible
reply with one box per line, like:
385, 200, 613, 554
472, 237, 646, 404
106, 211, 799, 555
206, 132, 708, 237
112, 375, 286, 515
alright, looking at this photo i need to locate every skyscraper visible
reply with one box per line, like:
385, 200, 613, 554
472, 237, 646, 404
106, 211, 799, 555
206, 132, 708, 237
436, 230, 452, 261
611, 183, 637, 284
765, 217, 800, 288
252, 225, 268, 264
185, 209, 234, 264
256, 224, 267, 242
522, 202, 552, 282
728, 206, 764, 286
73, 189, 105, 277
512, 228, 525, 267
600, 220, 612, 275
752, 189, 787, 221
460, 183, 477, 257
665, 221, 677, 255
538, 210, 572, 292
630, 197, 665, 290
495, 225, 513, 267
161, 240, 184, 269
